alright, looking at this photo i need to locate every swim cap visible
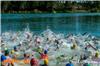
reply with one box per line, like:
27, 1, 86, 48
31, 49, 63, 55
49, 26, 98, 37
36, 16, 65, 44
44, 50, 48, 54
5, 49, 9, 56
30, 58, 38, 65
1, 55, 6, 62
11, 50, 15, 54
66, 63, 74, 66
95, 51, 99, 58
83, 63, 91, 66
14, 46, 17, 51
4, 47, 8, 50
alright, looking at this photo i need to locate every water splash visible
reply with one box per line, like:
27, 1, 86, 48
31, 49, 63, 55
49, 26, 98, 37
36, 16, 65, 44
1, 25, 100, 64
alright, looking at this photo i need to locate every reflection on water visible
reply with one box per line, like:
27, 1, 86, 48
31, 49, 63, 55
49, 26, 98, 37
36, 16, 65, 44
1, 13, 100, 36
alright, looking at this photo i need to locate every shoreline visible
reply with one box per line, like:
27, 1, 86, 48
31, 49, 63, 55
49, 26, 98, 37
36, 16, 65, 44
1, 10, 100, 14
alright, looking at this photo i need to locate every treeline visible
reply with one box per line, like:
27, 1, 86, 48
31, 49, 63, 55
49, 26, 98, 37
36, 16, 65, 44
1, 1, 100, 13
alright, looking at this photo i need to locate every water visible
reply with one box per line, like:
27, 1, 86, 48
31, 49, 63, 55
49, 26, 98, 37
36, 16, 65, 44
1, 13, 100, 36
1, 13, 100, 66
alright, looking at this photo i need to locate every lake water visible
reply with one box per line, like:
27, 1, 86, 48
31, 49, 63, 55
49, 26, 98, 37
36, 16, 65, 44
1, 13, 100, 36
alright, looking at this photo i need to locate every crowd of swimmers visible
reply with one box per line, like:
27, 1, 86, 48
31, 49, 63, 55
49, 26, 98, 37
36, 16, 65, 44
1, 29, 100, 66
1, 47, 49, 66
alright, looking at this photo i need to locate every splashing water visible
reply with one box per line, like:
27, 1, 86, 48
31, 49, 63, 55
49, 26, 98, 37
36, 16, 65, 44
1, 25, 100, 66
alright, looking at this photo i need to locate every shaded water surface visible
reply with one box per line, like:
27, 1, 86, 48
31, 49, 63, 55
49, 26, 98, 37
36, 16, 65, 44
1, 13, 100, 36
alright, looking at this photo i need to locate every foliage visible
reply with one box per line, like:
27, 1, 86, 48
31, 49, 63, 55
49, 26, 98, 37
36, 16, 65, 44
1, 1, 100, 13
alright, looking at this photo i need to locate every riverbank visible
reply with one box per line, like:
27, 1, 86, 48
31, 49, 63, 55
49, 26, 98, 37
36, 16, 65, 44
1, 1, 100, 14
1, 10, 100, 14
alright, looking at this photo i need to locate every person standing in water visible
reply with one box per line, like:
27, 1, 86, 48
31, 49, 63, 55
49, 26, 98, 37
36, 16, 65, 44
1, 49, 14, 66
34, 36, 41, 47
23, 53, 30, 64
39, 49, 49, 66
30, 54, 39, 66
